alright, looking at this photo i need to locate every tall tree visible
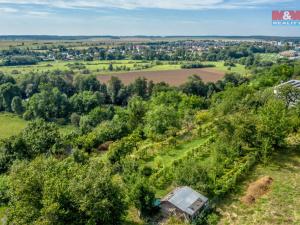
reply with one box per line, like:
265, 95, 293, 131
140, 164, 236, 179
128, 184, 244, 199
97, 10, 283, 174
11, 96, 24, 115
0, 83, 21, 112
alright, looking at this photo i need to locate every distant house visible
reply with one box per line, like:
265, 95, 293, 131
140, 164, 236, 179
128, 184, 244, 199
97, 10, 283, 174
160, 186, 209, 221
279, 50, 298, 58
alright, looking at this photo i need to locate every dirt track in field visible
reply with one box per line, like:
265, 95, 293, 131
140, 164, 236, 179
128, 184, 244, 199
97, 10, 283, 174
97, 68, 225, 86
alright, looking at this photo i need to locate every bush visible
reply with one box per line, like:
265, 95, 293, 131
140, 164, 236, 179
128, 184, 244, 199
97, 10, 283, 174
181, 63, 214, 69
0, 175, 9, 206
70, 113, 81, 127
3, 56, 39, 66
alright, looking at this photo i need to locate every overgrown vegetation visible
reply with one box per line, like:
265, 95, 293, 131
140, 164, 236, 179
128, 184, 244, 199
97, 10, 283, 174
0, 39, 299, 225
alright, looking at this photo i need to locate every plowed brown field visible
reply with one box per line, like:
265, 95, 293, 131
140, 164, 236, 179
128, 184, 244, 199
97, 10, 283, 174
97, 68, 225, 86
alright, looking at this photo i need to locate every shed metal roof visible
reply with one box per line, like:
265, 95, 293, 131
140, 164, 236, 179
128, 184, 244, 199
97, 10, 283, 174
163, 186, 208, 216
278, 80, 300, 89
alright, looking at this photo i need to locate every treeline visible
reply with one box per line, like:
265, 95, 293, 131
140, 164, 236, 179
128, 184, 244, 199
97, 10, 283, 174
181, 62, 215, 69
0, 70, 248, 124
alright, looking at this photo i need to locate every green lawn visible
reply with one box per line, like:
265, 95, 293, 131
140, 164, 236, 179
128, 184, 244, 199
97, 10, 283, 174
218, 149, 300, 225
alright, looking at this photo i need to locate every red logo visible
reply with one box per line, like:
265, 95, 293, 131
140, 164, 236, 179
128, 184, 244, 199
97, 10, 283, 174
272, 10, 300, 20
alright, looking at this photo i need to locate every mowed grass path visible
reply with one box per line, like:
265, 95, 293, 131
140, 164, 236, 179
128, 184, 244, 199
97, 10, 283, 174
218, 149, 300, 225
147, 138, 206, 169
0, 113, 76, 139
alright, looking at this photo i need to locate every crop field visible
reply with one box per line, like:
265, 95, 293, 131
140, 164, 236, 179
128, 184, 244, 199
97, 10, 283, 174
98, 68, 226, 85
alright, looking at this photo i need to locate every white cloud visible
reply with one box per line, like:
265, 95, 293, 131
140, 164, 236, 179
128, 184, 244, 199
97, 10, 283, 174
0, 7, 18, 13
0, 0, 295, 10
26, 10, 51, 16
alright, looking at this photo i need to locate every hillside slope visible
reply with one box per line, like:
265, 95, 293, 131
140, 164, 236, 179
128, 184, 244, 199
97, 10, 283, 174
218, 149, 300, 225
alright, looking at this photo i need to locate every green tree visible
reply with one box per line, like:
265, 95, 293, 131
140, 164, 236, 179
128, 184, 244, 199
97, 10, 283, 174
107, 76, 124, 104
144, 105, 180, 138
73, 75, 101, 92
131, 179, 156, 218
127, 96, 148, 129
0, 74, 15, 85
25, 88, 70, 121
11, 96, 24, 115
22, 119, 61, 156
107, 132, 141, 164
70, 112, 81, 127
108, 63, 114, 71
180, 75, 208, 97
257, 99, 290, 153
7, 157, 127, 225
129, 77, 148, 99
0, 83, 21, 112
70, 91, 104, 114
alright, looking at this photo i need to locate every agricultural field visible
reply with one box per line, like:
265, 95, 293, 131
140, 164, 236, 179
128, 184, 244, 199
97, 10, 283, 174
0, 59, 248, 86
98, 67, 225, 85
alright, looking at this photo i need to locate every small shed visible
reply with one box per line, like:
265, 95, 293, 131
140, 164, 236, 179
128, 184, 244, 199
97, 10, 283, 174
160, 186, 208, 221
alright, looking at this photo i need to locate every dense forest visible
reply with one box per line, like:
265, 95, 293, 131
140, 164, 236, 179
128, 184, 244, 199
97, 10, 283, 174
0, 42, 299, 224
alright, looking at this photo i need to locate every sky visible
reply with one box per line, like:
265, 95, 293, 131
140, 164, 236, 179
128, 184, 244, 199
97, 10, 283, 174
0, 0, 300, 36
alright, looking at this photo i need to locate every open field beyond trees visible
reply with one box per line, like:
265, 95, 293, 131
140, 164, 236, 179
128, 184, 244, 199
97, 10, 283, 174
0, 113, 75, 139
0, 60, 247, 83
98, 68, 225, 86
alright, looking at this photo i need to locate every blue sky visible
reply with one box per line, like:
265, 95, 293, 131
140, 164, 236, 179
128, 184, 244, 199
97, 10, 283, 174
0, 0, 300, 36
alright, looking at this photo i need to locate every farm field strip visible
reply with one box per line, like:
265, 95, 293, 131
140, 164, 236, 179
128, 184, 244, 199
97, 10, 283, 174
97, 67, 226, 85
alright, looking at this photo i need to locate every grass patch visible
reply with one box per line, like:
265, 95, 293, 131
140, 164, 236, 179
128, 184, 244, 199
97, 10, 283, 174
0, 206, 7, 224
202, 61, 248, 75
148, 138, 206, 169
0, 113, 77, 139
218, 149, 300, 225
0, 113, 28, 139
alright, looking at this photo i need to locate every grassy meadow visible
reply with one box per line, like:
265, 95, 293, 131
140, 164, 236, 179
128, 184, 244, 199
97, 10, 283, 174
0, 113, 76, 140
0, 59, 248, 78
0, 113, 28, 139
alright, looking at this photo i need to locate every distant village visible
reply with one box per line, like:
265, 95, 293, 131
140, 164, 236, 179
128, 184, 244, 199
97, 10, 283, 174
32, 39, 300, 62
